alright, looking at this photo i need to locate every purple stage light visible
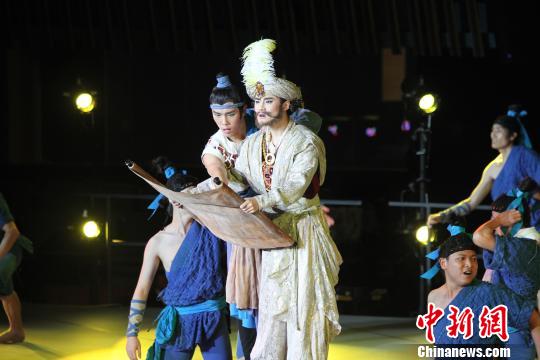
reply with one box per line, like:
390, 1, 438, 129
401, 119, 411, 132
365, 127, 377, 138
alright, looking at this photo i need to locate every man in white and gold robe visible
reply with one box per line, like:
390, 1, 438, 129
235, 39, 342, 360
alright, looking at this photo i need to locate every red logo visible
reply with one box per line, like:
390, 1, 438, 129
416, 303, 444, 343
417, 303, 508, 343
446, 305, 474, 340
479, 305, 509, 341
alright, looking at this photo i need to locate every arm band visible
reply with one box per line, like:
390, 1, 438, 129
126, 299, 147, 337
439, 202, 472, 223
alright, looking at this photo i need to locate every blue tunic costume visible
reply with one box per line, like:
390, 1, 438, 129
484, 235, 540, 301
482, 234, 540, 359
491, 145, 540, 229
0, 193, 33, 296
434, 281, 535, 346
147, 221, 229, 360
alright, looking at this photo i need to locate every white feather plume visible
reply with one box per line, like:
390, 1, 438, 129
241, 39, 277, 87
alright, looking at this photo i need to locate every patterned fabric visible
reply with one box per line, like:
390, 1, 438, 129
483, 235, 540, 301
261, 133, 274, 192
491, 145, 540, 229
126, 299, 147, 337
201, 130, 247, 193
235, 122, 342, 359
434, 281, 535, 345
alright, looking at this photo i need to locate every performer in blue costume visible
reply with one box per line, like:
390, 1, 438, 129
473, 178, 540, 358
0, 193, 33, 344
125, 158, 231, 360
428, 105, 540, 230
423, 228, 540, 348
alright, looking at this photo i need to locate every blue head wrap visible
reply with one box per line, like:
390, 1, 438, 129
420, 225, 469, 280
210, 74, 245, 110
216, 75, 232, 89
147, 167, 180, 219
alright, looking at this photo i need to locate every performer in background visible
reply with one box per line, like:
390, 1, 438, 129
428, 105, 540, 230
126, 158, 231, 360
0, 192, 33, 344
473, 178, 540, 358
235, 39, 342, 360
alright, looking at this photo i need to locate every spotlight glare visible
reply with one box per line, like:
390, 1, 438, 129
418, 93, 438, 114
401, 119, 412, 132
327, 124, 339, 137
365, 127, 377, 138
75, 93, 96, 113
83, 220, 101, 238
416, 225, 434, 245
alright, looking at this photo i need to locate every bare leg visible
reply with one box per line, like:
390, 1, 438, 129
529, 309, 540, 360
531, 326, 540, 360
0, 292, 25, 344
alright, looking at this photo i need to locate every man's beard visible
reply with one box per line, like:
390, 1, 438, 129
256, 109, 283, 128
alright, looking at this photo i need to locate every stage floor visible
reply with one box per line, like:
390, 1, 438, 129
1, 304, 423, 359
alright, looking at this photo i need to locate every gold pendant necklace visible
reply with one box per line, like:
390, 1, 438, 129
263, 121, 292, 166
265, 152, 276, 166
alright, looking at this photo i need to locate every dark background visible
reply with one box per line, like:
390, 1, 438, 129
1, 0, 537, 316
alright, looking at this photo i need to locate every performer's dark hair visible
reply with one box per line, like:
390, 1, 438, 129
152, 156, 197, 192
447, 214, 467, 228
439, 233, 477, 259
493, 104, 526, 144
277, 97, 303, 115
491, 177, 537, 227
152, 156, 198, 220
209, 72, 244, 106
493, 114, 520, 142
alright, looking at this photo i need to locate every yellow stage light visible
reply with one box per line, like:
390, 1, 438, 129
82, 220, 101, 238
416, 225, 434, 245
418, 93, 438, 114
75, 93, 96, 113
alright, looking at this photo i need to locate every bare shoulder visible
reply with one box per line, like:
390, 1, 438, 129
483, 155, 503, 179
427, 286, 444, 308
145, 231, 168, 253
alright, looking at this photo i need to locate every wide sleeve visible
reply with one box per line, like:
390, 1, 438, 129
486, 284, 535, 330
486, 235, 538, 275
254, 144, 319, 210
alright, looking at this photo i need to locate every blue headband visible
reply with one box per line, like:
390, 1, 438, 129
420, 225, 467, 279
164, 166, 175, 179
147, 167, 187, 219
507, 109, 532, 149
216, 75, 232, 89
209, 102, 244, 110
